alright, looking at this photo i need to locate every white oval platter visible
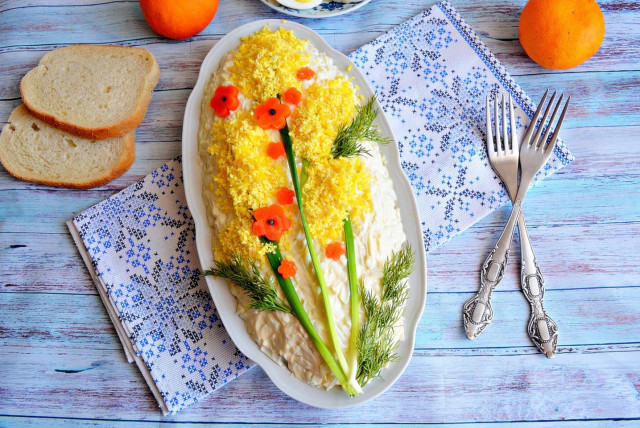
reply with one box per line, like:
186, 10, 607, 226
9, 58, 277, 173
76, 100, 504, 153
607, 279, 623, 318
182, 19, 427, 408
258, 0, 372, 18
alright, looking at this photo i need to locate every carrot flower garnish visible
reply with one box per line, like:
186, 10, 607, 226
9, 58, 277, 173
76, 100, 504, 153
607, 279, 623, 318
277, 187, 295, 205
278, 259, 297, 279
267, 142, 286, 160
325, 242, 346, 261
252, 204, 291, 241
283, 87, 302, 105
296, 67, 315, 80
210, 85, 240, 118
255, 97, 291, 130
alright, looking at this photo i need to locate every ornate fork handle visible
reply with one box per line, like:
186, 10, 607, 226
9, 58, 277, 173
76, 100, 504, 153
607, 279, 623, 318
463, 200, 522, 339
518, 212, 558, 358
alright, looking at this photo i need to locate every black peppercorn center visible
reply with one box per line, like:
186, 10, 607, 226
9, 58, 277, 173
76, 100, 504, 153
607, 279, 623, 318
267, 219, 275, 226
269, 108, 277, 115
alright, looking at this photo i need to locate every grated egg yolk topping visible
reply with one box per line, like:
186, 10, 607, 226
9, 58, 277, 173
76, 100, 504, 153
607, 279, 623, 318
208, 110, 285, 260
289, 77, 357, 160
289, 77, 371, 245
229, 27, 308, 103
208, 27, 373, 259
303, 156, 372, 245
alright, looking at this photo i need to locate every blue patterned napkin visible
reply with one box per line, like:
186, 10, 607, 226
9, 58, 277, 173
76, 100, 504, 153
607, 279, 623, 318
67, 157, 251, 415
66, 1, 574, 415
349, 1, 573, 253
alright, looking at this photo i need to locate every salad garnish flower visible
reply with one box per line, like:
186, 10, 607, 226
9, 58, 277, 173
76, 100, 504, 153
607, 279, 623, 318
256, 97, 291, 130
252, 204, 291, 241
210, 85, 240, 118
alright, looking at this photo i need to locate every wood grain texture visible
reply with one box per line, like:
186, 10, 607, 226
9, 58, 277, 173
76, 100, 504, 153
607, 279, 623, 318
3, 221, 640, 294
0, 0, 638, 425
2, 287, 640, 354
1, 421, 639, 428
0, 0, 638, 76
3, 71, 639, 136
1, 346, 639, 423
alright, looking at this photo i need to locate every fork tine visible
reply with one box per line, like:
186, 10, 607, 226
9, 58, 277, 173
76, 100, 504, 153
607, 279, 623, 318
509, 94, 517, 153
546, 96, 571, 154
533, 91, 557, 149
502, 94, 508, 151
494, 96, 502, 154
486, 95, 494, 155
522, 89, 549, 147
540, 93, 564, 150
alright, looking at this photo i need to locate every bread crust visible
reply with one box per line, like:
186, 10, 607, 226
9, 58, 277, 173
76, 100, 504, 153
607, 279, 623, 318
0, 114, 136, 190
20, 44, 160, 141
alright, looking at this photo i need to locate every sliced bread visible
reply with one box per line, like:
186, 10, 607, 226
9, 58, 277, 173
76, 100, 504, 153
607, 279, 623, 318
0, 105, 135, 189
20, 44, 160, 140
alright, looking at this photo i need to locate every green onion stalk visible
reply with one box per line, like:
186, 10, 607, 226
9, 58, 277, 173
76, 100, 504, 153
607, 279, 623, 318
261, 237, 358, 396
279, 120, 350, 375
276, 97, 363, 390
343, 215, 362, 394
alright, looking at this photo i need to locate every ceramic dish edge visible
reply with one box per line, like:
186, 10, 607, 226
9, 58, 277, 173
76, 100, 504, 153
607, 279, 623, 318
181, 19, 427, 408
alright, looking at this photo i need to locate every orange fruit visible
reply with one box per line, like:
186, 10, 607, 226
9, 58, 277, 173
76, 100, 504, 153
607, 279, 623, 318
519, 0, 605, 69
139, 0, 219, 40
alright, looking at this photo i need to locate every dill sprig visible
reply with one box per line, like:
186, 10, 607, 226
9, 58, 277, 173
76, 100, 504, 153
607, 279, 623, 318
331, 97, 391, 159
381, 245, 414, 303
203, 255, 291, 313
356, 245, 414, 386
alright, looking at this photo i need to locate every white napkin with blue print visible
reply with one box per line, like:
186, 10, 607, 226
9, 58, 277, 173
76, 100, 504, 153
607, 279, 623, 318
349, 0, 573, 253
66, 1, 574, 415
67, 157, 252, 415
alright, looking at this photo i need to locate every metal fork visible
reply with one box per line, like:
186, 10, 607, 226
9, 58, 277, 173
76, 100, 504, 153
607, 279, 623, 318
463, 91, 569, 356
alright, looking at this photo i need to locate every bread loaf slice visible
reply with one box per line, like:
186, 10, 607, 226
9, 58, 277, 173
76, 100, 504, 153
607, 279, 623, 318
20, 44, 160, 140
0, 105, 135, 189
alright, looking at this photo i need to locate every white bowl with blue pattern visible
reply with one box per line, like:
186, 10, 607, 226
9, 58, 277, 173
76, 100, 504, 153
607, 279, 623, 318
259, 0, 372, 18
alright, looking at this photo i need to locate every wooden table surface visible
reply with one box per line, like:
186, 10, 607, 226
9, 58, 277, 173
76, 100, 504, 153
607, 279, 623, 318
1, 0, 639, 426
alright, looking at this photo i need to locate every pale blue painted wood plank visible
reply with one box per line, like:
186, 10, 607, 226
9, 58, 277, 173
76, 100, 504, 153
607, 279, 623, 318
3, 220, 640, 295
1, 0, 639, 102
1, 24, 639, 103
1, 0, 638, 75
2, 287, 639, 354
1, 418, 638, 427
2, 123, 640, 296
1, 346, 639, 423
2, 166, 638, 236
2, 70, 639, 133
